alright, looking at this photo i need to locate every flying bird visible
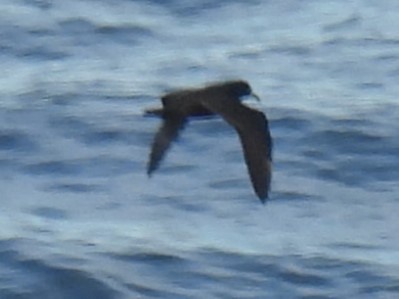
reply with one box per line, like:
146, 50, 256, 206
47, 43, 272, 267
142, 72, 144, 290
145, 80, 272, 202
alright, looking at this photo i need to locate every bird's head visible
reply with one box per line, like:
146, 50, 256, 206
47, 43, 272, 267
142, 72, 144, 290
225, 80, 260, 101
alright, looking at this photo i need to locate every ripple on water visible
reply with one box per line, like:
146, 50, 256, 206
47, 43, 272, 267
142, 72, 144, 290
23, 160, 81, 176
57, 17, 155, 47
273, 107, 399, 189
49, 114, 151, 147
22, 157, 140, 178
0, 130, 39, 153
29, 206, 68, 220
303, 127, 398, 187
44, 182, 104, 193
306, 129, 387, 156
2, 258, 118, 298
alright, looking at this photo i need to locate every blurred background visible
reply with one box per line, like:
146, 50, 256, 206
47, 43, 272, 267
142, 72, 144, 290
0, 0, 398, 298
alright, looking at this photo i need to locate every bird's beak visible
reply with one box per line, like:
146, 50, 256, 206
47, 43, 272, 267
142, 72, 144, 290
251, 93, 261, 101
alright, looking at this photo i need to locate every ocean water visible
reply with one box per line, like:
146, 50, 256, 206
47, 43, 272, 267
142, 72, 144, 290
1, 0, 399, 298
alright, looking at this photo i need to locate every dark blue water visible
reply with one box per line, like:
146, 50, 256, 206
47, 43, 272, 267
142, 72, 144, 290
1, 0, 399, 298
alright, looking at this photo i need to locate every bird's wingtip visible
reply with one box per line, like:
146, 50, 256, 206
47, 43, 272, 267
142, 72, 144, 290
259, 196, 268, 204
146, 165, 154, 178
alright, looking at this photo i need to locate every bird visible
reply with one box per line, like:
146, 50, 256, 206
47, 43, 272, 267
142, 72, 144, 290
145, 80, 272, 203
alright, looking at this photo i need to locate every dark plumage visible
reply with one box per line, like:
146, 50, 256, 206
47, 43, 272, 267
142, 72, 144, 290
145, 80, 272, 203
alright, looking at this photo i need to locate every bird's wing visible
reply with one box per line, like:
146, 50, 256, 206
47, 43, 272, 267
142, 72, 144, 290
203, 100, 272, 202
147, 113, 186, 176
236, 111, 272, 202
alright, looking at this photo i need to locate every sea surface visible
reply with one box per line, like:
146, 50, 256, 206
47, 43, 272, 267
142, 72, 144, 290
1, 0, 399, 298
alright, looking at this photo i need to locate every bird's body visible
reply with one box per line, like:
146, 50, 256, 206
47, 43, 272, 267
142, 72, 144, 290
145, 80, 272, 203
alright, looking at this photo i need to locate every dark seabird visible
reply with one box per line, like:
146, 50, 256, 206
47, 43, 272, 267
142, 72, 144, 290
145, 80, 272, 203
